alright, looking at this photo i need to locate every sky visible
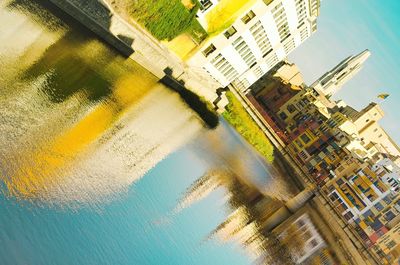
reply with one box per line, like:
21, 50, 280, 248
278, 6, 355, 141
289, 0, 400, 144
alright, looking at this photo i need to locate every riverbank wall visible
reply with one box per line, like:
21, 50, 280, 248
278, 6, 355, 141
48, 0, 134, 56
46, 0, 224, 107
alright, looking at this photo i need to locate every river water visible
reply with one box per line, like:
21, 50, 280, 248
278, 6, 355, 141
0, 1, 297, 264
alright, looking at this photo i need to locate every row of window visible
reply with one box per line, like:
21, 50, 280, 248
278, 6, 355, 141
295, 0, 308, 27
210, 54, 239, 82
272, 3, 291, 42
232, 37, 257, 67
223, 10, 256, 40
250, 22, 273, 57
300, 26, 309, 42
283, 38, 296, 54
233, 78, 250, 91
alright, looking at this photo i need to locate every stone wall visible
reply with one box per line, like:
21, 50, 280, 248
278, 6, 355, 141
48, 0, 134, 56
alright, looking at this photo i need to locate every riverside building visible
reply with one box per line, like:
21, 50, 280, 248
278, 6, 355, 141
189, 0, 320, 91
373, 222, 400, 264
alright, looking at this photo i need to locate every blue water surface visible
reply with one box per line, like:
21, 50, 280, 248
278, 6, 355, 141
0, 122, 266, 265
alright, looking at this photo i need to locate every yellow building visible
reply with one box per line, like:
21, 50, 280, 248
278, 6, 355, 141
322, 159, 391, 222
322, 157, 400, 248
334, 102, 400, 162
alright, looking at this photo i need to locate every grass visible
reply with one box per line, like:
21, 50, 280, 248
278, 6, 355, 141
116, 0, 207, 41
223, 91, 274, 162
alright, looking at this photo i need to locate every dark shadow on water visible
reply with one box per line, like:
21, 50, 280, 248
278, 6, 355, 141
177, 87, 219, 129
23, 54, 112, 103
160, 70, 219, 129
6, 0, 114, 103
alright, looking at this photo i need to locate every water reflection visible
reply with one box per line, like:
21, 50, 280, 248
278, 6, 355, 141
0, 0, 203, 203
1, 1, 302, 265
176, 167, 295, 264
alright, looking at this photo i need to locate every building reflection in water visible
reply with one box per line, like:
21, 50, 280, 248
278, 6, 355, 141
176, 168, 294, 265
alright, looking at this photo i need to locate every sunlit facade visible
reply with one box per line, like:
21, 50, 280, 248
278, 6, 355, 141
189, 0, 320, 91
373, 222, 400, 264
321, 158, 400, 247
323, 159, 391, 221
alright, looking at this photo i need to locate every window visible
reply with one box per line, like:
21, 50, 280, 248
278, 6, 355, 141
375, 202, 384, 211
232, 37, 256, 67
297, 219, 305, 227
202, 44, 216, 57
210, 54, 239, 82
344, 211, 354, 220
387, 240, 397, 249
309, 239, 319, 248
295, 140, 303, 148
300, 134, 311, 144
384, 210, 396, 221
363, 210, 373, 219
287, 104, 296, 113
299, 151, 308, 160
224, 26, 237, 39
199, 0, 213, 11
384, 195, 392, 204
241, 10, 256, 24
279, 112, 288, 120
330, 193, 339, 202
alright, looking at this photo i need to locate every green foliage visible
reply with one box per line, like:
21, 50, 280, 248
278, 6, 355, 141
223, 91, 274, 162
124, 0, 207, 41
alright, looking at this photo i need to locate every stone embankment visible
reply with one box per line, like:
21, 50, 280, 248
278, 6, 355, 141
48, 0, 222, 106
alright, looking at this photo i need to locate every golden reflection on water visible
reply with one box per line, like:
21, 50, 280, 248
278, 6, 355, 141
0, 1, 162, 199
6, 73, 157, 199
1, 2, 305, 264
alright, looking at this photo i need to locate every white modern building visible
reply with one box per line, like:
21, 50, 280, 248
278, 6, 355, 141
311, 49, 371, 97
189, 0, 320, 91
373, 158, 400, 193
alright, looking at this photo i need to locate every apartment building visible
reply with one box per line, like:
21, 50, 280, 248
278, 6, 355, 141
331, 102, 400, 161
373, 158, 400, 193
320, 158, 400, 246
189, 0, 320, 91
324, 159, 390, 218
373, 222, 400, 264
246, 61, 304, 143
